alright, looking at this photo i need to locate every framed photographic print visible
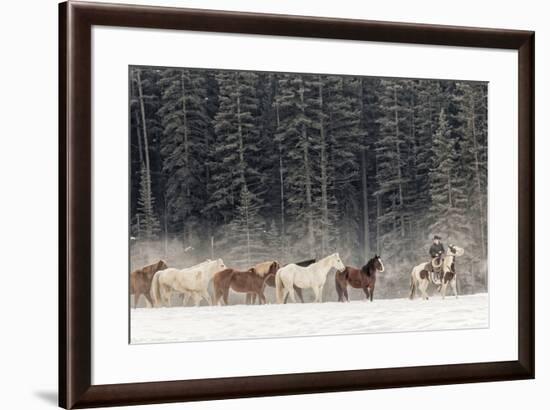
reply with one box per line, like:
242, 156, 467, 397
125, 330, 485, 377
59, 1, 534, 408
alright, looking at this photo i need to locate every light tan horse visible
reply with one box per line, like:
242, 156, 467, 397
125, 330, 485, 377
150, 259, 226, 307
130, 260, 167, 308
245, 261, 280, 304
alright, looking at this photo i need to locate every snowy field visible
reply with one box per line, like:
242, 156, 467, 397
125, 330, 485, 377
130, 293, 488, 344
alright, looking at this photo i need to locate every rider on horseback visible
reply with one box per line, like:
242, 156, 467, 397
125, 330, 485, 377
429, 235, 445, 278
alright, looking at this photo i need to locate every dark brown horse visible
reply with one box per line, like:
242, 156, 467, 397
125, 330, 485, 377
213, 261, 280, 305
130, 260, 168, 308
335, 255, 385, 302
249, 258, 316, 304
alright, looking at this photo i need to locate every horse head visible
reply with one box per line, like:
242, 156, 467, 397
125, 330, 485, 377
269, 261, 281, 275
157, 260, 168, 271
216, 258, 226, 270
448, 244, 464, 257
374, 254, 385, 272
332, 253, 345, 272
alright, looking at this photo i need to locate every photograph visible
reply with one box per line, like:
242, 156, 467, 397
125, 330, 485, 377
129, 66, 489, 344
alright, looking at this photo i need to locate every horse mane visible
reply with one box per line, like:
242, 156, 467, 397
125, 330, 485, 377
295, 258, 316, 267
361, 257, 376, 277
253, 261, 276, 277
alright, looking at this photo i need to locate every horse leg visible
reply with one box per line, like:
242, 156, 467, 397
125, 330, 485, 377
144, 291, 154, 308
286, 287, 296, 303
335, 278, 344, 302
133, 291, 141, 308
192, 292, 201, 307
344, 282, 350, 302
213, 289, 221, 306
363, 287, 369, 301
419, 280, 429, 300
201, 289, 212, 306
223, 288, 230, 305
311, 286, 320, 303
258, 290, 267, 305
452, 278, 458, 298
441, 282, 448, 299
295, 286, 304, 303
409, 278, 416, 300
369, 285, 375, 302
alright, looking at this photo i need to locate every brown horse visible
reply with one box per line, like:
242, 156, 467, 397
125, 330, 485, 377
335, 255, 384, 302
245, 261, 281, 304
130, 260, 168, 308
213, 261, 279, 305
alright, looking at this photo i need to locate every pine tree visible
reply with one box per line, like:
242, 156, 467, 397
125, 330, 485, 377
275, 74, 320, 260
428, 109, 471, 244
136, 164, 161, 239
375, 79, 413, 261
157, 68, 209, 244
222, 184, 268, 268
207, 71, 263, 222
131, 68, 162, 240
324, 75, 362, 263
456, 82, 488, 289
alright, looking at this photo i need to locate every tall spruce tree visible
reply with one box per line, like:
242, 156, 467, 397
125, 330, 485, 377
428, 109, 472, 245
274, 74, 318, 259
157, 68, 209, 244
224, 184, 268, 267
375, 79, 413, 261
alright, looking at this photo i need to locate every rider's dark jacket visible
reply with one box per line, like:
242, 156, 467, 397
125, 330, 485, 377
429, 243, 445, 258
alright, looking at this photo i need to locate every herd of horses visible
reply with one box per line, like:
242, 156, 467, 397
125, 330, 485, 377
130, 245, 465, 308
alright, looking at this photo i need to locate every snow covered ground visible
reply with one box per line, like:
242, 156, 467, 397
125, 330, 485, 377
130, 293, 488, 344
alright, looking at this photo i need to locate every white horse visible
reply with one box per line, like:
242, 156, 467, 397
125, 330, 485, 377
275, 253, 345, 303
439, 245, 464, 299
409, 245, 464, 300
150, 258, 225, 307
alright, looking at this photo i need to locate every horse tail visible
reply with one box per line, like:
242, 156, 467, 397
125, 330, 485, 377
409, 271, 416, 300
150, 271, 162, 307
275, 270, 285, 304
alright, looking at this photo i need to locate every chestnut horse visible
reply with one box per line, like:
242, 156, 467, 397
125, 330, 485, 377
130, 260, 167, 308
335, 255, 385, 302
247, 259, 315, 304
213, 261, 280, 305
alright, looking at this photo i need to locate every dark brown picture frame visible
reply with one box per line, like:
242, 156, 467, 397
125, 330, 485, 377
59, 1, 535, 408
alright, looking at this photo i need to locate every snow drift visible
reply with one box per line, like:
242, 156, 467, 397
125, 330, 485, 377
130, 293, 488, 344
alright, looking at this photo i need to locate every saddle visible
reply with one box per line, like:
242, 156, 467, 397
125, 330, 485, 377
429, 258, 444, 282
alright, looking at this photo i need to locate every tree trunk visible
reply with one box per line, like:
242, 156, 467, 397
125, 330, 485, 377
181, 70, 190, 198
134, 110, 144, 167
318, 78, 329, 256
299, 76, 315, 256
235, 73, 246, 185
376, 193, 381, 255
136, 69, 154, 238
276, 102, 286, 260
393, 86, 406, 238
469, 93, 487, 262
359, 79, 371, 260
